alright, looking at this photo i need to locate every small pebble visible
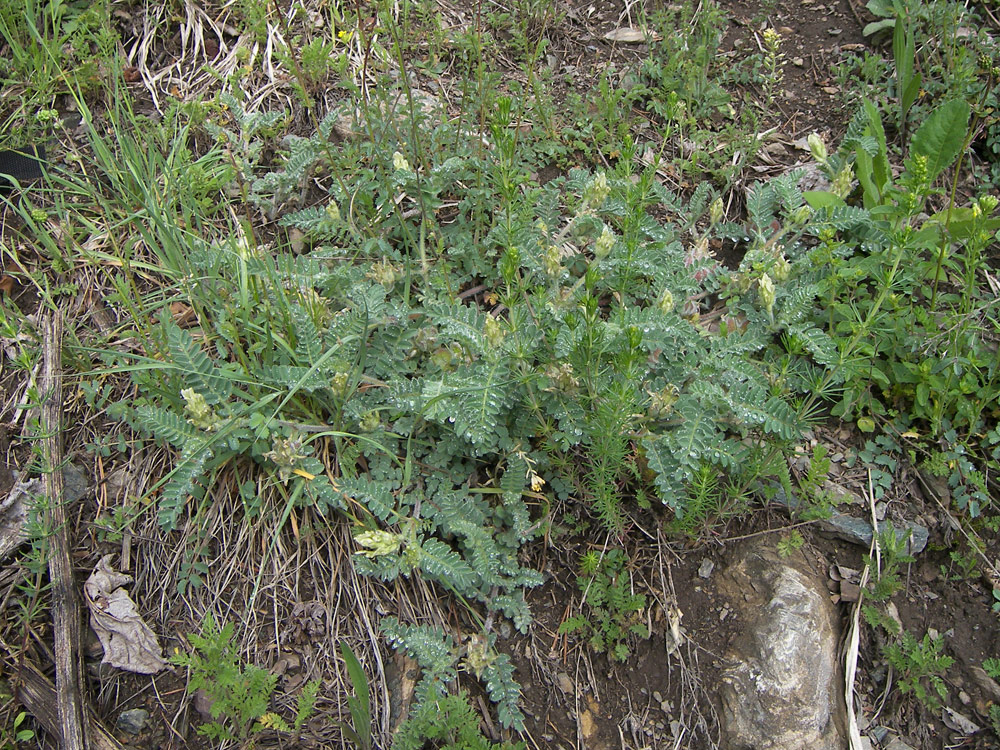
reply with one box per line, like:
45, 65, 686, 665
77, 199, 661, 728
792, 57, 804, 66
556, 672, 573, 694
116, 709, 150, 735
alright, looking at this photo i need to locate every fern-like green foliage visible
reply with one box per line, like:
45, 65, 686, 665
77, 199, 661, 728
558, 549, 649, 662
166, 322, 232, 404
884, 631, 954, 710
392, 683, 525, 750
351, 468, 542, 630
169, 613, 288, 742
381, 618, 526, 734
116, 84, 856, 740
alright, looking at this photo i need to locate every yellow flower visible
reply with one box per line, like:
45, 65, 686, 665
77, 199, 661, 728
529, 472, 546, 492
392, 151, 412, 172
354, 529, 403, 558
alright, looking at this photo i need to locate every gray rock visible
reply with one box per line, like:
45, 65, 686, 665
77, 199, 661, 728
62, 462, 91, 503
717, 540, 845, 750
116, 708, 150, 735
770, 487, 928, 554
822, 513, 928, 555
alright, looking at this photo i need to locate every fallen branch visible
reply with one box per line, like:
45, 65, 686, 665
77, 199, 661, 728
39, 311, 88, 750
13, 657, 124, 750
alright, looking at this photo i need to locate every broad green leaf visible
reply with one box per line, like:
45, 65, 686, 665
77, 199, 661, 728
856, 149, 878, 209
892, 15, 913, 88
338, 642, 371, 739
863, 18, 895, 36
865, 0, 894, 18
921, 208, 1000, 240
911, 100, 971, 180
901, 73, 921, 116
803, 191, 845, 210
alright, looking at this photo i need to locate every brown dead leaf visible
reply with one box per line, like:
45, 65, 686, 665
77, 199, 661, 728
170, 301, 197, 327
0, 478, 39, 563
84, 555, 167, 674
603, 28, 660, 43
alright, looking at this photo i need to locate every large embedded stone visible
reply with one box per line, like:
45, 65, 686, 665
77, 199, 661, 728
716, 540, 845, 750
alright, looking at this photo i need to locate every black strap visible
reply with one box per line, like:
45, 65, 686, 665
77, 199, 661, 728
0, 145, 47, 194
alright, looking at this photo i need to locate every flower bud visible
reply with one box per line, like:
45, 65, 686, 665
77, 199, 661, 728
594, 225, 616, 258
807, 133, 828, 167
709, 197, 724, 225
758, 273, 776, 316
832, 164, 855, 199
789, 204, 813, 226
544, 244, 561, 277
909, 153, 929, 187
359, 410, 381, 432
773, 253, 791, 281
977, 195, 999, 215
331, 372, 350, 398
657, 289, 674, 314
182, 388, 220, 430
582, 172, 610, 210
484, 315, 505, 348
763, 27, 782, 51
354, 529, 403, 558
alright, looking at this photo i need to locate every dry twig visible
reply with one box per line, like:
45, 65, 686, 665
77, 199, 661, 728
39, 311, 88, 750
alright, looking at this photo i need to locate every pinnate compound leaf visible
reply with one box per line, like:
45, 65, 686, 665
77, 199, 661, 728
381, 618, 457, 680
159, 445, 211, 530
417, 537, 478, 592
166, 322, 232, 404
483, 654, 524, 730
338, 475, 400, 522
136, 404, 200, 448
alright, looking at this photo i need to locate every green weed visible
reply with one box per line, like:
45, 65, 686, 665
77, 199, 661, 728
776, 530, 804, 558
0, 710, 34, 748
884, 631, 954, 711
559, 548, 649, 662
169, 613, 319, 743
337, 642, 371, 750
